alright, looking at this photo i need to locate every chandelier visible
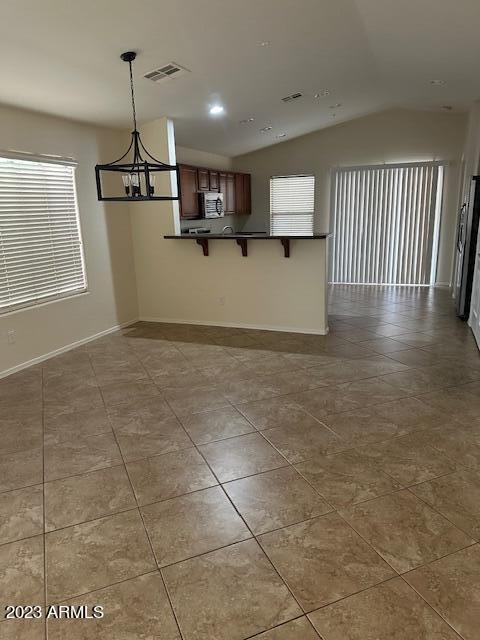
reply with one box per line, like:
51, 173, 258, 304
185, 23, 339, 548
95, 51, 180, 202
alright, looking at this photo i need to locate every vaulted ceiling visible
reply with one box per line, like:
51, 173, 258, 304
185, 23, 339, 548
1, 0, 479, 156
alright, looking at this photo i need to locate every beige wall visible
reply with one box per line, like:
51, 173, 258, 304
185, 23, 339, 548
131, 119, 328, 334
0, 105, 138, 376
175, 145, 233, 170
233, 108, 467, 285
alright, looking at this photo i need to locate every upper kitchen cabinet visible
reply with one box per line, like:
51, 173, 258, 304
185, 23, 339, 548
199, 168, 220, 192
226, 173, 235, 214
219, 171, 236, 214
235, 173, 251, 215
178, 164, 251, 218
197, 167, 210, 191
179, 165, 200, 219
209, 170, 219, 191
219, 171, 227, 200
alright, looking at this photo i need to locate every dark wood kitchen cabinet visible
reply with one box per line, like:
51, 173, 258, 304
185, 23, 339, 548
243, 173, 251, 215
235, 173, 251, 215
209, 170, 219, 191
225, 173, 235, 214
197, 167, 210, 191
219, 172, 235, 214
178, 164, 251, 218
218, 171, 227, 194
179, 165, 199, 219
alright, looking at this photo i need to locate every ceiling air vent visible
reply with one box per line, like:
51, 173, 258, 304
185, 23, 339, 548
144, 62, 190, 82
281, 92, 302, 103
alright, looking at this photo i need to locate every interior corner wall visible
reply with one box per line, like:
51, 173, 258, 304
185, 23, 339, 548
0, 105, 139, 377
233, 108, 468, 286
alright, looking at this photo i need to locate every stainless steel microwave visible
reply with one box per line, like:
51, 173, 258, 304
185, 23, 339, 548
201, 192, 224, 218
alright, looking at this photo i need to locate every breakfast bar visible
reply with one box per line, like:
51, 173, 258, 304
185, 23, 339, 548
164, 233, 330, 257
162, 232, 330, 334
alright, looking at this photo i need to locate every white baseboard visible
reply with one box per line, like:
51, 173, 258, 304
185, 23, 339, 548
0, 318, 138, 380
139, 316, 329, 336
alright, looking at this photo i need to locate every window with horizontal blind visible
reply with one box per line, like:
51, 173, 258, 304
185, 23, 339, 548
270, 174, 315, 235
0, 154, 87, 314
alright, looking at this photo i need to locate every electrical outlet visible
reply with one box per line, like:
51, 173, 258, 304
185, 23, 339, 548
219, 296, 225, 306
7, 329, 16, 344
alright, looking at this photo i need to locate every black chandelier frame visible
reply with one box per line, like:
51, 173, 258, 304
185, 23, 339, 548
95, 51, 180, 202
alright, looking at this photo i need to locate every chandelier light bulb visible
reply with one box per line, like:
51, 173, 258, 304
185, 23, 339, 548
149, 173, 156, 196
121, 174, 130, 195
130, 173, 140, 196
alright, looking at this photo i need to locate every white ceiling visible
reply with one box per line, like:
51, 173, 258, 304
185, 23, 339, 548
1, 0, 479, 156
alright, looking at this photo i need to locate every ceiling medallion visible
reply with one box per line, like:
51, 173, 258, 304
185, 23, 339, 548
95, 51, 180, 202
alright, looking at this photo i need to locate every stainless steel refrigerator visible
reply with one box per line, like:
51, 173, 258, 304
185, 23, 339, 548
456, 176, 480, 319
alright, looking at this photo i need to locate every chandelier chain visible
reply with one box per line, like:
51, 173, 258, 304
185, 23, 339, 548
128, 59, 137, 132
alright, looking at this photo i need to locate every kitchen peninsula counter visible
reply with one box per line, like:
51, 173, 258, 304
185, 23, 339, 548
164, 233, 330, 257
162, 232, 330, 334
164, 233, 330, 239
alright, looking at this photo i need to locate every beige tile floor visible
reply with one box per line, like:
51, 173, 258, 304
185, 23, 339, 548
1, 284, 480, 639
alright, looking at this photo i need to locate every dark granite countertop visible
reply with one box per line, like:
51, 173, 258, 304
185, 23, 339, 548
164, 233, 330, 239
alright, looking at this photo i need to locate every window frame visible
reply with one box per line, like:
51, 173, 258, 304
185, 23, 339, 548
0, 151, 88, 315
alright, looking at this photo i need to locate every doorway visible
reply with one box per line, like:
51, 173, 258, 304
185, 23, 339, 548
330, 162, 444, 285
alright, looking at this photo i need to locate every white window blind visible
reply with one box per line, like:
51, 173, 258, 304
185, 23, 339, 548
330, 162, 443, 285
270, 174, 315, 235
0, 154, 87, 314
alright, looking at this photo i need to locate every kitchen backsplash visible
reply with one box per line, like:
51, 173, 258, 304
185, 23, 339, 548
180, 214, 250, 234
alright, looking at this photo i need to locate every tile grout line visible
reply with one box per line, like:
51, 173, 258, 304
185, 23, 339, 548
404, 483, 480, 543
336, 507, 478, 579
161, 392, 309, 626
41, 363, 48, 639
40, 569, 161, 609
88, 351, 188, 640
241, 614, 312, 640
399, 546, 479, 640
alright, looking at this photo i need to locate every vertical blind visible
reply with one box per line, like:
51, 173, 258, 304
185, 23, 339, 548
0, 155, 86, 314
330, 162, 443, 285
270, 174, 315, 235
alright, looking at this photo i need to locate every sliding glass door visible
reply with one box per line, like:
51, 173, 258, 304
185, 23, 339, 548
330, 162, 444, 285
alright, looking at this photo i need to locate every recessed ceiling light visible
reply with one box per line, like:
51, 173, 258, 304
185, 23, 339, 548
260, 126, 273, 133
240, 117, 255, 124
276, 133, 287, 138
329, 103, 342, 108
209, 104, 225, 115
315, 89, 330, 98
258, 41, 270, 47
430, 79, 446, 86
